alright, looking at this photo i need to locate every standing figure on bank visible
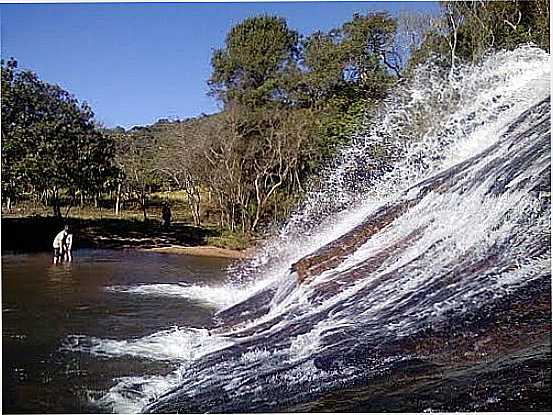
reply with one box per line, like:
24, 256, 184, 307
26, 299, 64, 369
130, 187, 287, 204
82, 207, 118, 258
52, 225, 68, 264
162, 203, 172, 229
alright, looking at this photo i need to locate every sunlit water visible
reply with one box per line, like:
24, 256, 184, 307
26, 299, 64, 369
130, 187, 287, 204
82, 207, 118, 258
2, 250, 232, 413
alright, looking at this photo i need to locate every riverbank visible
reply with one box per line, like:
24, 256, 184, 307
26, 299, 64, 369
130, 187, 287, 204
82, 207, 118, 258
1, 216, 253, 259
142, 245, 252, 259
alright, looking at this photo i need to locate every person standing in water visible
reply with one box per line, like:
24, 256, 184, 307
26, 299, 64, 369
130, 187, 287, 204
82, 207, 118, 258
63, 231, 73, 262
52, 225, 68, 264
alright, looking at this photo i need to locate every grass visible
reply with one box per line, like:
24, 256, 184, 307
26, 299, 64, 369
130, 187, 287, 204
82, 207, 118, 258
206, 228, 252, 250
4, 199, 196, 222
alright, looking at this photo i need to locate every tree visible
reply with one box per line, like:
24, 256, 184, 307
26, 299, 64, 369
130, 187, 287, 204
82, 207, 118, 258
1, 59, 25, 210
299, 30, 346, 106
112, 129, 163, 221
297, 12, 400, 107
403, 1, 549, 76
208, 15, 299, 107
341, 12, 400, 88
451, 0, 550, 60
1, 58, 117, 217
396, 10, 449, 75
155, 119, 213, 226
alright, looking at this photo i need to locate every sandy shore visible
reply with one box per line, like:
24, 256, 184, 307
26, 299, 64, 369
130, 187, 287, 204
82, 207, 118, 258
143, 245, 252, 259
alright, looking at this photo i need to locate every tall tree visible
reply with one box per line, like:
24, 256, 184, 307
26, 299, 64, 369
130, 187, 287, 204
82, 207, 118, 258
208, 15, 299, 107
155, 118, 213, 226
201, 104, 317, 233
300, 30, 345, 106
112, 129, 163, 221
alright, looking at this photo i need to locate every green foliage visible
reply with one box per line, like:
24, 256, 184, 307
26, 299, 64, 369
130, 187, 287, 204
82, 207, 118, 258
297, 12, 398, 107
9, 2, 545, 237
449, 0, 550, 63
209, 15, 299, 107
341, 12, 400, 83
300, 30, 345, 105
403, 0, 549, 75
109, 126, 168, 220
308, 97, 369, 170
404, 30, 451, 74
1, 58, 117, 215
206, 228, 251, 250
201, 11, 407, 234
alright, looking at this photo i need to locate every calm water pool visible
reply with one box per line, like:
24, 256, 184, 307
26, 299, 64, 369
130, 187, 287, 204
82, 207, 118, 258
2, 249, 232, 413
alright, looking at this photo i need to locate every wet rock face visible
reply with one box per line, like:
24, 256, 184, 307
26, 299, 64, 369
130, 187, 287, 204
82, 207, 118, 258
298, 275, 552, 413
291, 97, 551, 285
291, 201, 415, 283
214, 288, 275, 328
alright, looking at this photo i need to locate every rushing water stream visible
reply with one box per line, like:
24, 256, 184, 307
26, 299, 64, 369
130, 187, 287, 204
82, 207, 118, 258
3, 46, 551, 413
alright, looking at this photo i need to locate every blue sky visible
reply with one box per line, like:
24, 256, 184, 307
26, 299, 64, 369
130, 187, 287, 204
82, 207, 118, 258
1, 1, 439, 129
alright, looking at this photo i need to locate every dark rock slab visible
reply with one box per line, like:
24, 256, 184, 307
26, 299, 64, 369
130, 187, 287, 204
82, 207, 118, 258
291, 200, 416, 283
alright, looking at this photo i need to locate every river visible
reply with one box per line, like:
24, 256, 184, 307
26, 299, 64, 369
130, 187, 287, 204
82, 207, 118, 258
2, 249, 232, 413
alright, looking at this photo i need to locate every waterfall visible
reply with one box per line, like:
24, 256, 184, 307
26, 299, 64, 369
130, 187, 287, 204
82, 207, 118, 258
66, 46, 551, 413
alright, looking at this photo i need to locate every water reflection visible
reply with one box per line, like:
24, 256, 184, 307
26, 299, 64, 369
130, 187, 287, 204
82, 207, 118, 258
48, 261, 73, 276
2, 249, 233, 413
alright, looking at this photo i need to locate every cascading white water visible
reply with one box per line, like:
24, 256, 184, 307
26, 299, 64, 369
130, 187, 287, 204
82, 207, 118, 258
63, 46, 551, 413
246, 45, 550, 282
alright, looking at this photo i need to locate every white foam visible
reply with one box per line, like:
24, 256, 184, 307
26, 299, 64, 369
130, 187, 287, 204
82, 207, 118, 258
240, 46, 550, 293
105, 282, 256, 308
89, 370, 187, 413
62, 327, 233, 362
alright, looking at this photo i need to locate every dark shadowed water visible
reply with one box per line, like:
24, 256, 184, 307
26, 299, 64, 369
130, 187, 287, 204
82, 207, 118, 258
2, 249, 231, 413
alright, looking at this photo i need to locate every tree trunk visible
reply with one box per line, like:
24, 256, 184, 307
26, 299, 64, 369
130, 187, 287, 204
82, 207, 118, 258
230, 205, 236, 232
192, 188, 202, 226
447, 4, 459, 78
64, 196, 75, 219
142, 195, 147, 221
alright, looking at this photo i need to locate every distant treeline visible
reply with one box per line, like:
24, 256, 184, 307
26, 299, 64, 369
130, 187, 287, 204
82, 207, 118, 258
2, 0, 549, 234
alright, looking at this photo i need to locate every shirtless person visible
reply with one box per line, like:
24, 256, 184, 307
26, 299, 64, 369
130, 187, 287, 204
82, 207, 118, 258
52, 225, 68, 264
